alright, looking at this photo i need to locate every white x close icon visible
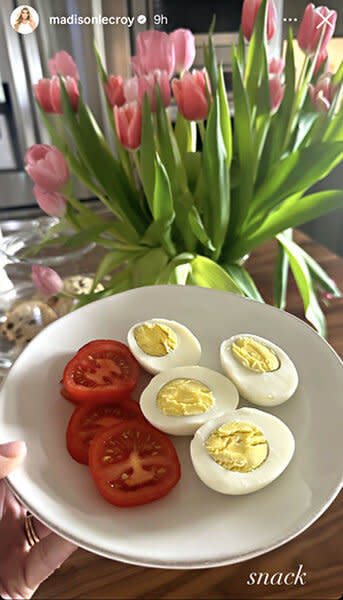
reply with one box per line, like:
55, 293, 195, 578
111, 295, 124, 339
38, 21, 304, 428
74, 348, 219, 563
315, 8, 335, 30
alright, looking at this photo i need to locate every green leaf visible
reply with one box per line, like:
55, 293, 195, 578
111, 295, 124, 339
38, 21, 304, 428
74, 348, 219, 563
273, 229, 292, 309
203, 15, 218, 94
62, 223, 113, 248
184, 152, 202, 192
188, 206, 215, 251
203, 95, 231, 260
277, 233, 326, 336
93, 39, 108, 83
237, 28, 246, 71
230, 190, 343, 262
36, 103, 68, 152
155, 87, 187, 195
132, 247, 169, 286
217, 65, 232, 167
76, 96, 147, 233
155, 253, 195, 284
244, 0, 268, 106
92, 249, 136, 290
140, 94, 155, 213
298, 248, 341, 298
231, 45, 254, 232
152, 153, 176, 256
175, 111, 196, 155
222, 264, 264, 302
247, 142, 343, 227
190, 255, 244, 294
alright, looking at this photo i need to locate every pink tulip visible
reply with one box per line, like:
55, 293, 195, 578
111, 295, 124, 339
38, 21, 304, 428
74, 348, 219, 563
114, 102, 142, 150
32, 265, 63, 297
50, 76, 79, 114
33, 76, 79, 114
172, 70, 211, 121
131, 31, 175, 79
25, 145, 69, 192
314, 47, 329, 75
33, 79, 55, 113
124, 70, 171, 111
309, 73, 338, 113
104, 75, 126, 107
298, 4, 337, 55
269, 57, 285, 75
33, 184, 66, 217
241, 0, 277, 42
169, 29, 196, 73
48, 50, 79, 80
269, 75, 285, 114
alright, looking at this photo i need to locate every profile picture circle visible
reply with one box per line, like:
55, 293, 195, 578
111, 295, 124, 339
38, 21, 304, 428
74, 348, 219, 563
10, 5, 39, 34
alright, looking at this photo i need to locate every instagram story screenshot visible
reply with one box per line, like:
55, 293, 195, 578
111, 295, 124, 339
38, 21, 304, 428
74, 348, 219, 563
0, 1, 342, 600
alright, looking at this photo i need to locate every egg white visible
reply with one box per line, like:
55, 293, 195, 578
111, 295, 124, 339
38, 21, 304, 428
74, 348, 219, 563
127, 318, 201, 375
190, 407, 295, 495
139, 365, 239, 436
220, 334, 298, 406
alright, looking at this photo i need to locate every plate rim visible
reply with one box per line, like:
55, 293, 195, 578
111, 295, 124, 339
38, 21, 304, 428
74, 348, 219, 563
2, 284, 343, 569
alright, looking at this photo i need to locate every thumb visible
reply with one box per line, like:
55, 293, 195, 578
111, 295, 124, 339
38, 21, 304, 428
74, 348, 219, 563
0, 441, 27, 478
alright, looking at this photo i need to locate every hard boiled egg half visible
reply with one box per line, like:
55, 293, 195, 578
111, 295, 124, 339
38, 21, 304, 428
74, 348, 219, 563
139, 365, 239, 436
220, 334, 298, 406
191, 407, 295, 495
127, 318, 201, 375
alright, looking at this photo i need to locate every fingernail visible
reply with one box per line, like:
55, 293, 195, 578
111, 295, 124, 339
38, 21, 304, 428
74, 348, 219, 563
0, 441, 27, 458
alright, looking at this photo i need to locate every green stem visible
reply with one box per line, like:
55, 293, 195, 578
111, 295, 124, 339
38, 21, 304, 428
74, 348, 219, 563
197, 121, 205, 142
132, 151, 142, 181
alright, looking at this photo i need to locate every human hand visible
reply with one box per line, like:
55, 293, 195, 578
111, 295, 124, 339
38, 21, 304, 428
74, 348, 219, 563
0, 441, 77, 599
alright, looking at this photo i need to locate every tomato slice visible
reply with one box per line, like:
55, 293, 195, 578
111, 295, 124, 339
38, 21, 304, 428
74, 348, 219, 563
89, 421, 181, 507
63, 340, 140, 403
66, 397, 145, 464
60, 384, 78, 404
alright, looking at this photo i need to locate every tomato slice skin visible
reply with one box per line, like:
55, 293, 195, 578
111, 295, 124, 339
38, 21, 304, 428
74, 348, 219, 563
89, 421, 181, 507
66, 397, 146, 465
63, 340, 140, 403
60, 384, 78, 404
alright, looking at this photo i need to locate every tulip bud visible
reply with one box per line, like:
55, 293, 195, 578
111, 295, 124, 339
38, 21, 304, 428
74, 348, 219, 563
298, 4, 337, 55
33, 185, 66, 217
309, 73, 338, 113
104, 75, 126, 107
25, 145, 69, 192
172, 69, 211, 121
50, 76, 79, 114
124, 70, 171, 111
31, 265, 63, 296
269, 75, 285, 114
33, 76, 79, 114
33, 79, 55, 113
48, 50, 79, 80
132, 31, 175, 79
314, 47, 329, 75
114, 102, 142, 150
269, 57, 285, 76
169, 29, 196, 73
241, 0, 277, 42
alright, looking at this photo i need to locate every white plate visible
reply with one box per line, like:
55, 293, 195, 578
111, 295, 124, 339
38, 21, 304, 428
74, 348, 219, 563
0, 285, 342, 569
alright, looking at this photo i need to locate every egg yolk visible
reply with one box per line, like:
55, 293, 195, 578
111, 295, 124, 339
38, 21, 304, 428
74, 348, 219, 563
134, 322, 177, 357
232, 337, 280, 373
157, 378, 215, 416
206, 421, 269, 473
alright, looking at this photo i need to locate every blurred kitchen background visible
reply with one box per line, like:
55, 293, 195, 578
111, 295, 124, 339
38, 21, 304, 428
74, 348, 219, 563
0, 0, 342, 253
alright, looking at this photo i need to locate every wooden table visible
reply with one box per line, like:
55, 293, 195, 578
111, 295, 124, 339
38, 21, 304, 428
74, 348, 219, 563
35, 231, 343, 600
